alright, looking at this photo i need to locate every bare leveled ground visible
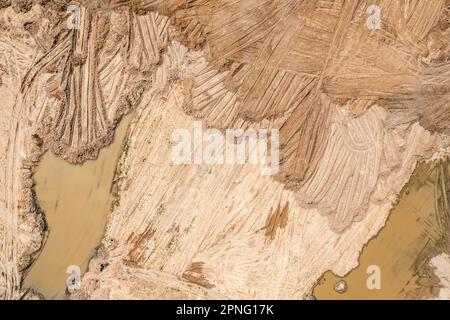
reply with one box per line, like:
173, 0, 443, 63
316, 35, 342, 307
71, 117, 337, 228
0, 0, 449, 300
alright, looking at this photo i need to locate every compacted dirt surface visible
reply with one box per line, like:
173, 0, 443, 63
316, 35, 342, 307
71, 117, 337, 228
0, 0, 449, 300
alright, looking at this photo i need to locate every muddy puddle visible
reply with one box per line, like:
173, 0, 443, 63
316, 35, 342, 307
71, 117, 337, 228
314, 161, 449, 300
23, 116, 132, 299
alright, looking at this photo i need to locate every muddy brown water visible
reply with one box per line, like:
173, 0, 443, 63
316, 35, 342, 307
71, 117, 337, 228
314, 161, 448, 300
23, 116, 132, 299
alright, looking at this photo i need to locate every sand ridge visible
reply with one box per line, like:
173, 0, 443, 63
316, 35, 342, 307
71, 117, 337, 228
0, 0, 448, 300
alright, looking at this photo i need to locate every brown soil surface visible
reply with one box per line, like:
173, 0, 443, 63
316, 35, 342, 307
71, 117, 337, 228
0, 0, 448, 300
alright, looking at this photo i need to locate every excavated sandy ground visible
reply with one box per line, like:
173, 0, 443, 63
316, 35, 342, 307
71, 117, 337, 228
0, 0, 449, 300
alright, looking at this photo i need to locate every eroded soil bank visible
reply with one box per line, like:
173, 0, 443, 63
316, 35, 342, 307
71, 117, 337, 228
314, 160, 450, 300
23, 116, 132, 299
